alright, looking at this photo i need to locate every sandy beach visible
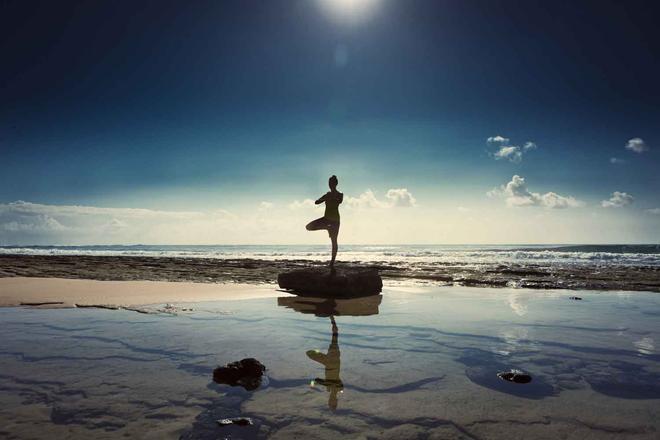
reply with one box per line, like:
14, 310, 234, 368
0, 277, 279, 308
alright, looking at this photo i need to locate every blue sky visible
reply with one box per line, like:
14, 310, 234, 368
1, 0, 659, 244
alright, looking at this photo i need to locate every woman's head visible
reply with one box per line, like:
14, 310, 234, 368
329, 175, 338, 189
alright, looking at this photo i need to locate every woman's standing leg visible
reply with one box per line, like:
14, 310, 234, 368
329, 224, 339, 270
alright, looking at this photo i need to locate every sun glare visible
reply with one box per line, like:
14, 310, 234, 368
318, 0, 381, 24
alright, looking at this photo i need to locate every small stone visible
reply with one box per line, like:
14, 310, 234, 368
213, 358, 266, 391
217, 417, 253, 426
497, 369, 532, 384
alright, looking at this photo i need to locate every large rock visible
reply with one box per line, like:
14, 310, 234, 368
277, 266, 382, 297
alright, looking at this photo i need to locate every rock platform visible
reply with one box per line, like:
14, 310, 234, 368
277, 266, 382, 298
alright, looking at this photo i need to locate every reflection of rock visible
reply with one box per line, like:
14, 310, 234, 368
217, 417, 253, 426
277, 295, 382, 317
585, 360, 660, 399
213, 358, 266, 391
497, 369, 532, 383
278, 266, 382, 297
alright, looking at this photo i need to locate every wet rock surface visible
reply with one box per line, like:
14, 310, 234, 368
212, 358, 266, 391
1, 254, 659, 292
498, 369, 533, 384
278, 266, 383, 297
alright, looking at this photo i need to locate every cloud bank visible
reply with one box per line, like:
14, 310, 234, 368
346, 188, 417, 209
488, 175, 584, 209
289, 189, 418, 210
0, 200, 242, 245
0, 200, 202, 220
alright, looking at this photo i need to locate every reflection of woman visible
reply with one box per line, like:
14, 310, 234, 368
306, 316, 343, 410
306, 175, 343, 271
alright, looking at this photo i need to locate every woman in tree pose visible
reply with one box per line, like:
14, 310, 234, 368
306, 175, 343, 270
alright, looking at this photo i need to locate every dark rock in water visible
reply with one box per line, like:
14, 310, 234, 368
213, 358, 265, 391
569, 296, 583, 300
278, 266, 382, 297
497, 369, 532, 384
217, 417, 253, 427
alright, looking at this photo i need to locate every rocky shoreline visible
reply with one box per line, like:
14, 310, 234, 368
1, 254, 659, 292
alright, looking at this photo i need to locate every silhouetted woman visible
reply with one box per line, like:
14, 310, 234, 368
306, 175, 343, 270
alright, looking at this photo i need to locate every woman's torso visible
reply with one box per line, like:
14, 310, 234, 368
324, 191, 343, 222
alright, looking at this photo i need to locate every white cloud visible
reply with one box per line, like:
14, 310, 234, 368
646, 208, 660, 215
625, 138, 649, 153
494, 146, 523, 163
385, 188, 417, 207
288, 199, 316, 210
100, 218, 129, 234
346, 190, 388, 209
488, 175, 584, 209
610, 157, 625, 164
487, 136, 537, 163
212, 208, 237, 219
487, 135, 510, 144
601, 192, 634, 208
346, 188, 417, 209
258, 201, 274, 211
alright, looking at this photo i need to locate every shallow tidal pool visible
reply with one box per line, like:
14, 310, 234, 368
1, 286, 659, 439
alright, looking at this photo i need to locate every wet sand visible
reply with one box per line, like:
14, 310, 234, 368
0, 277, 279, 308
1, 254, 660, 292
1, 286, 659, 439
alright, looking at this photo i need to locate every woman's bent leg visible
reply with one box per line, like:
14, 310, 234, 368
306, 217, 329, 231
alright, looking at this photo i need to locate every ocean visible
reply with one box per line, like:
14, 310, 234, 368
1, 244, 659, 267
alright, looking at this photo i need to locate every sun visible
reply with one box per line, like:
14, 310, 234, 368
318, 0, 381, 24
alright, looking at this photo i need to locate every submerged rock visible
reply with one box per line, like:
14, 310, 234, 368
217, 417, 253, 427
213, 358, 265, 391
497, 369, 532, 384
278, 266, 382, 297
